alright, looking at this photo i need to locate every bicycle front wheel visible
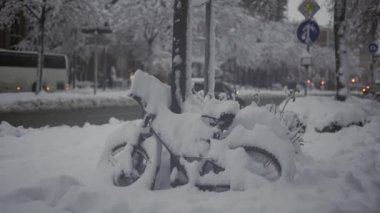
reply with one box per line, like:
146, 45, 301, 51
112, 136, 161, 189
243, 146, 282, 181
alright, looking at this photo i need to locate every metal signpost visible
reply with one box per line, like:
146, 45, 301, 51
81, 27, 112, 95
297, 0, 320, 96
368, 42, 379, 86
368, 43, 379, 54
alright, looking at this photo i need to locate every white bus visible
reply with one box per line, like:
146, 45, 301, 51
0, 49, 69, 92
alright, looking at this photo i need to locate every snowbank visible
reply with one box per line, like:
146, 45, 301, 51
0, 90, 136, 113
283, 96, 369, 132
0, 97, 379, 213
0, 121, 24, 137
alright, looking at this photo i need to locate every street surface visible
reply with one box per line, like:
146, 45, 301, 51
0, 105, 143, 128
0, 94, 305, 128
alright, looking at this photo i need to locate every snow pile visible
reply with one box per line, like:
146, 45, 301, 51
226, 125, 295, 182
0, 90, 136, 113
283, 96, 369, 132
0, 121, 24, 137
130, 70, 171, 114
0, 97, 380, 213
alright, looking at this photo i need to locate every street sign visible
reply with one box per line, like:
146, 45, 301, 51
298, 0, 320, 19
85, 36, 110, 45
297, 20, 320, 45
368, 43, 379, 54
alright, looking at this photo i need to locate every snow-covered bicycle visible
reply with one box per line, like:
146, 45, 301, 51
99, 70, 297, 190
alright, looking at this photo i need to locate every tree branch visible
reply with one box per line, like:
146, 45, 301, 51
23, 4, 40, 20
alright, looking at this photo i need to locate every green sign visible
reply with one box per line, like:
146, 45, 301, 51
298, 0, 320, 19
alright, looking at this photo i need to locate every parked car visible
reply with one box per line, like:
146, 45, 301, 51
361, 84, 371, 95
192, 78, 245, 107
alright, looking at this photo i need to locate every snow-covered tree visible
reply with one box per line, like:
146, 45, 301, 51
109, 0, 173, 73
326, 0, 380, 44
239, 0, 288, 21
326, 0, 380, 85
0, 0, 99, 94
191, 1, 336, 88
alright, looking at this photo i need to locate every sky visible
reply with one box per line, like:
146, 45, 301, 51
287, 0, 331, 26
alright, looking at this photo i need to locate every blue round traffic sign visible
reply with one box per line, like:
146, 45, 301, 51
297, 20, 320, 45
368, 43, 379, 53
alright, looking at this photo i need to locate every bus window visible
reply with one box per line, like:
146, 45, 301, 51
0, 52, 37, 67
44, 55, 66, 69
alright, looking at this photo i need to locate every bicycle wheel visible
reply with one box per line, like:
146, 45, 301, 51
243, 146, 282, 181
112, 136, 161, 189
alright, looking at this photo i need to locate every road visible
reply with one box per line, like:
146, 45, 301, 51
1, 95, 286, 128
1, 105, 144, 128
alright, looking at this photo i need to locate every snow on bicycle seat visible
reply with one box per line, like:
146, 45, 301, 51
130, 70, 171, 114
202, 98, 240, 120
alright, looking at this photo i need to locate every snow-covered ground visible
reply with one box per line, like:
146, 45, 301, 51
0, 96, 379, 213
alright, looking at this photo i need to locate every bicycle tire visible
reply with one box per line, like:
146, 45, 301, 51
243, 146, 282, 181
111, 136, 161, 189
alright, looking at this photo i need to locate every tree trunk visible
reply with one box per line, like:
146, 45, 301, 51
36, 3, 46, 95
170, 0, 191, 113
146, 40, 154, 72
368, 2, 380, 85
334, 0, 347, 101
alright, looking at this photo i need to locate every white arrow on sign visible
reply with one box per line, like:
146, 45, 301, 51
302, 23, 318, 45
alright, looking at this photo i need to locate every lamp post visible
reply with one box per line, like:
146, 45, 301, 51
81, 27, 112, 95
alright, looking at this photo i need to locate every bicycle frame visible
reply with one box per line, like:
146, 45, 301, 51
135, 99, 233, 185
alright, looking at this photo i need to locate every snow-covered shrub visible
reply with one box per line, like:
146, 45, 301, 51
283, 96, 369, 133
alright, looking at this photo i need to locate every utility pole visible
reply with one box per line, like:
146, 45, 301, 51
171, 0, 191, 113
204, 0, 215, 97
